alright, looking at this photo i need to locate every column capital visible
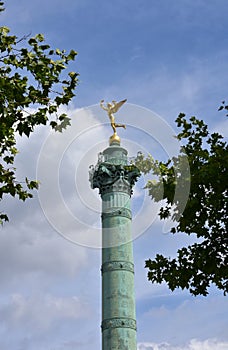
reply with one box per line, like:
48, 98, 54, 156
90, 163, 140, 196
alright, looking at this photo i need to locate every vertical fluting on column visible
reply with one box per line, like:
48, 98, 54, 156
90, 141, 140, 350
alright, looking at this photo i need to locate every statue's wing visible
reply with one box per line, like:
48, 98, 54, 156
111, 99, 127, 113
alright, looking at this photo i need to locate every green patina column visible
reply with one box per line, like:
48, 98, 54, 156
90, 126, 140, 349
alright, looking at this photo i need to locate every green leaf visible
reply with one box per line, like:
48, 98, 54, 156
35, 33, 44, 42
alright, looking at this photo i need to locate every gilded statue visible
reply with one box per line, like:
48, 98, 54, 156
100, 99, 127, 134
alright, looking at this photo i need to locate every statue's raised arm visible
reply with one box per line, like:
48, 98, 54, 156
100, 99, 108, 112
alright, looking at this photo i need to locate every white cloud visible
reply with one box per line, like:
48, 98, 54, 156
0, 217, 89, 286
138, 338, 228, 350
0, 293, 89, 331
213, 119, 228, 138
0, 291, 98, 350
0, 105, 102, 349
136, 293, 228, 345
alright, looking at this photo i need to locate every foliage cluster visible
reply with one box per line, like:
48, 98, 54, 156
135, 113, 228, 296
0, 1, 78, 223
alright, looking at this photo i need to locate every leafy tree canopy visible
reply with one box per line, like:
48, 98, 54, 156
135, 111, 228, 296
0, 1, 78, 223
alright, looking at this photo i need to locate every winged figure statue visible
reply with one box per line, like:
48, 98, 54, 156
100, 99, 127, 134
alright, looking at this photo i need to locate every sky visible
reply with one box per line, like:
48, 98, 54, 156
1, 1, 228, 349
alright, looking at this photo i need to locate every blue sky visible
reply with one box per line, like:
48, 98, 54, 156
1, 1, 228, 349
